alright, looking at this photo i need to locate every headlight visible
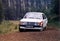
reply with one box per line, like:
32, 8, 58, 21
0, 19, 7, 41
20, 22, 27, 25
38, 21, 43, 26
34, 22, 39, 25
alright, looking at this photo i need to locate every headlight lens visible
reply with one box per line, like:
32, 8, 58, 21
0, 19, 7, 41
34, 22, 39, 25
38, 21, 43, 26
20, 22, 27, 25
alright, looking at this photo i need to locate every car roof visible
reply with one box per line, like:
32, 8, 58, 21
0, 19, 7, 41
26, 12, 44, 15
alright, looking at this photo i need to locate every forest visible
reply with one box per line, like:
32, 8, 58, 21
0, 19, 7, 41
0, 0, 60, 34
0, 0, 59, 25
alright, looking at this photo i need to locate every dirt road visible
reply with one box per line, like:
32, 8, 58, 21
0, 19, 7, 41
0, 28, 60, 41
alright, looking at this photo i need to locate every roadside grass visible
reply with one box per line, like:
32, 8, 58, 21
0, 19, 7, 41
48, 21, 60, 29
0, 20, 19, 34
0, 20, 60, 34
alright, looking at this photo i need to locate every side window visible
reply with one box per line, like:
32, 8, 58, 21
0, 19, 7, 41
42, 14, 46, 19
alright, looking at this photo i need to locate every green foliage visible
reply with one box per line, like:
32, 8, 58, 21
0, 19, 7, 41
48, 21, 60, 28
0, 21, 18, 34
0, 2, 3, 24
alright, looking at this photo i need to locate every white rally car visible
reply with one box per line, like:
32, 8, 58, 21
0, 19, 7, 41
19, 12, 48, 31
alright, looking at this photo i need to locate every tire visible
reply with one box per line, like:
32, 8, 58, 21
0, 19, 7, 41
19, 26, 23, 32
40, 26, 44, 31
40, 27, 46, 31
43, 27, 46, 31
40, 29, 44, 31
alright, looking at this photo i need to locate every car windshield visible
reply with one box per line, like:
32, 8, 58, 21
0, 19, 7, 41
23, 12, 42, 19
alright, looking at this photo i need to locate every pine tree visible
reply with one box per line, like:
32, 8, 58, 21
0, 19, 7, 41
0, 0, 3, 23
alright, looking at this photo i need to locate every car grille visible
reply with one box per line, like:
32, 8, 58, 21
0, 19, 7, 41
20, 22, 41, 27
27, 22, 35, 26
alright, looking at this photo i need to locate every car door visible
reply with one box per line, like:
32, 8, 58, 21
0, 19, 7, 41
42, 14, 48, 27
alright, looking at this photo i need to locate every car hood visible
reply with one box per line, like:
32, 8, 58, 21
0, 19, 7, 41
20, 18, 43, 22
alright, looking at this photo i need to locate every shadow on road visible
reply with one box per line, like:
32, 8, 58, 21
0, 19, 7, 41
20, 29, 44, 32
20, 27, 58, 32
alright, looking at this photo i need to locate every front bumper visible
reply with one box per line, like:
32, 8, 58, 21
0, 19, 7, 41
20, 27, 43, 30
19, 25, 43, 30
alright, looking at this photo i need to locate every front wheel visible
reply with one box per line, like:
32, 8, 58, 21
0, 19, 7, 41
40, 27, 46, 31
43, 27, 47, 31
19, 26, 23, 32
40, 29, 44, 31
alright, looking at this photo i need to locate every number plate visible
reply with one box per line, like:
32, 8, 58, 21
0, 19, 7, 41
26, 26, 33, 28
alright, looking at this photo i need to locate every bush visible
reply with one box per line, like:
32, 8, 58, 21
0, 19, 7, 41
0, 21, 18, 34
